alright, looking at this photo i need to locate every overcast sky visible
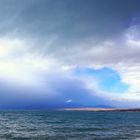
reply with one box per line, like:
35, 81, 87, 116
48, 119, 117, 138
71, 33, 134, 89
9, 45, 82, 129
0, 0, 140, 108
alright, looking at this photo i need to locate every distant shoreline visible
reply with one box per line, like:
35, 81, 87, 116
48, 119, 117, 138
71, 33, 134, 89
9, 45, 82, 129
61, 108, 140, 112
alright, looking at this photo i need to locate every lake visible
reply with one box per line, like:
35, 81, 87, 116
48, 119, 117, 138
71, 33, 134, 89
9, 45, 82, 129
0, 111, 139, 140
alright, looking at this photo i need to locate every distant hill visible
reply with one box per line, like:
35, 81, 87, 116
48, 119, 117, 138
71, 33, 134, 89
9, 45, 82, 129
57, 103, 115, 109
0, 101, 114, 110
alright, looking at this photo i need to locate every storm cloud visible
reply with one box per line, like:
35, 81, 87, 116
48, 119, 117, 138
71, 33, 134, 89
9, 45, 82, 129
0, 0, 140, 108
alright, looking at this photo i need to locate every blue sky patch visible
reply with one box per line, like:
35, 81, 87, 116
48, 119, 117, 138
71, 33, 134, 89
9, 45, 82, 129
74, 67, 129, 93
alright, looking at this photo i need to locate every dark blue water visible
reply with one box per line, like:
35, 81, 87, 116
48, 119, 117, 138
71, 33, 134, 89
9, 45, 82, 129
0, 111, 139, 140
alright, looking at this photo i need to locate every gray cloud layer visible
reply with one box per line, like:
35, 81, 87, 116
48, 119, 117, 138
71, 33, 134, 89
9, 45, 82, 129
0, 0, 140, 108
0, 0, 140, 38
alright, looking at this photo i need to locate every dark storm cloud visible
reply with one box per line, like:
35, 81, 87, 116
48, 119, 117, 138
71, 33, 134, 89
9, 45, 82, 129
0, 72, 109, 109
0, 0, 138, 66
0, 0, 140, 61
0, 0, 140, 39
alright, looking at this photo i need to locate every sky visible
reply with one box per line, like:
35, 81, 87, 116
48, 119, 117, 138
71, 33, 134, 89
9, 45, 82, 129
0, 0, 140, 108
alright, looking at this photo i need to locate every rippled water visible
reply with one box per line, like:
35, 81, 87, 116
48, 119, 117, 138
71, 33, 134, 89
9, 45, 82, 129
0, 111, 139, 139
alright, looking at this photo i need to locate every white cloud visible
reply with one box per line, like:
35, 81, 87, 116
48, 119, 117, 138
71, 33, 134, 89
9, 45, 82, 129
1, 23, 140, 105
65, 99, 72, 103
0, 35, 58, 87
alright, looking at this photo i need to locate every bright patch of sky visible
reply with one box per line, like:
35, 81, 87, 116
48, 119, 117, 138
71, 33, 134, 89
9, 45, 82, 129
74, 67, 129, 93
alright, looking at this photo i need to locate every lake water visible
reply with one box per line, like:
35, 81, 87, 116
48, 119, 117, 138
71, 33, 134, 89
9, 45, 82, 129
0, 110, 139, 140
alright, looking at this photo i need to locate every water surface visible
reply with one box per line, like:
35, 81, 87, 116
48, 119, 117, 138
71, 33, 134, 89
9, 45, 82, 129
0, 111, 139, 140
